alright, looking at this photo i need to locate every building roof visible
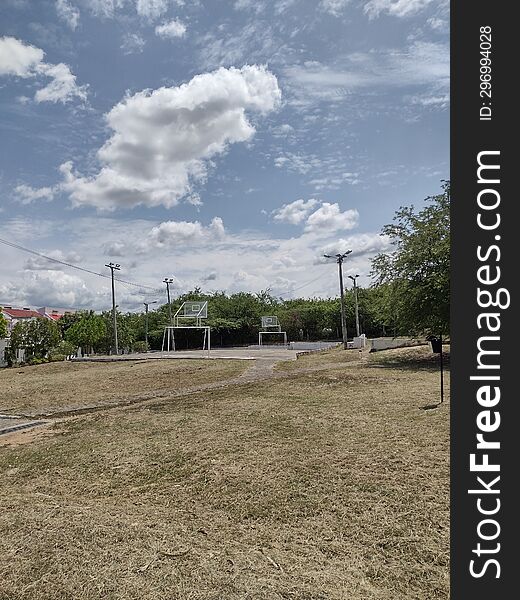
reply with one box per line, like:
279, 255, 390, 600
2, 308, 42, 319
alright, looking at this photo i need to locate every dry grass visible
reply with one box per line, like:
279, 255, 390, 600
0, 359, 248, 416
275, 346, 362, 371
0, 346, 449, 599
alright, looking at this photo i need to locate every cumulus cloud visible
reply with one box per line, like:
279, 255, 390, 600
56, 0, 80, 30
24, 249, 83, 271
147, 217, 226, 248
0, 270, 95, 308
320, 232, 392, 259
56, 65, 280, 210
273, 199, 318, 225
155, 19, 186, 39
305, 203, 358, 233
0, 36, 44, 77
0, 37, 87, 103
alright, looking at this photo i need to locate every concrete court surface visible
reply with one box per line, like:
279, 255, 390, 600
72, 346, 304, 362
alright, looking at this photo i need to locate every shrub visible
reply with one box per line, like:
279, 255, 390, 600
50, 340, 76, 358
48, 354, 66, 362
26, 356, 48, 366
132, 340, 149, 353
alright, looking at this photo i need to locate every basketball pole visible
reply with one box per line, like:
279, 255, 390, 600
163, 277, 174, 327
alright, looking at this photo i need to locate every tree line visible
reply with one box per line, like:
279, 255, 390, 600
1, 181, 449, 364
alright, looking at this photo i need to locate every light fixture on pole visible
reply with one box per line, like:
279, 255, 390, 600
105, 262, 121, 354
323, 251, 352, 350
163, 278, 174, 326
348, 274, 360, 337
143, 300, 157, 349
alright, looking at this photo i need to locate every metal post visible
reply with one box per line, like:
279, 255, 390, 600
440, 334, 444, 403
163, 278, 174, 327
324, 251, 352, 350
143, 301, 156, 350
338, 261, 348, 349
349, 274, 360, 337
105, 262, 120, 354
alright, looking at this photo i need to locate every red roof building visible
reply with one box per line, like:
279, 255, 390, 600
1, 307, 43, 334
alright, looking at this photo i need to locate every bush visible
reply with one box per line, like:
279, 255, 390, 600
50, 340, 76, 358
48, 354, 66, 362
132, 340, 149, 353
26, 357, 48, 366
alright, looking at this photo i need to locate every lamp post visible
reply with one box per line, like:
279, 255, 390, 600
324, 251, 352, 350
348, 274, 360, 337
143, 301, 157, 349
163, 278, 174, 326
105, 262, 120, 354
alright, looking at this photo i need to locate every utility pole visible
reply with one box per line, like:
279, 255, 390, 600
324, 251, 352, 350
348, 274, 360, 337
143, 300, 157, 349
163, 278, 174, 326
105, 262, 121, 354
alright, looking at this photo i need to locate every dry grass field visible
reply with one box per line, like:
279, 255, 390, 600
0, 359, 249, 416
0, 346, 449, 600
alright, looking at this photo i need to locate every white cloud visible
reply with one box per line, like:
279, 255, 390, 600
35, 62, 88, 103
0, 212, 391, 310
0, 270, 96, 309
136, 0, 169, 20
305, 203, 358, 233
14, 184, 56, 204
155, 19, 187, 39
427, 16, 449, 32
270, 123, 294, 137
0, 37, 87, 103
147, 217, 225, 248
56, 0, 80, 30
284, 40, 449, 106
320, 232, 392, 259
364, 0, 437, 19
0, 36, 44, 77
320, 0, 351, 17
84, 0, 185, 21
120, 33, 146, 54
56, 65, 281, 210
24, 249, 82, 271
273, 199, 318, 225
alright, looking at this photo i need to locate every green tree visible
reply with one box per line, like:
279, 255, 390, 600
371, 181, 450, 336
9, 318, 61, 361
0, 313, 8, 339
65, 315, 107, 354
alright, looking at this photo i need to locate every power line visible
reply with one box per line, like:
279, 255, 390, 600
0, 236, 161, 293
275, 270, 329, 297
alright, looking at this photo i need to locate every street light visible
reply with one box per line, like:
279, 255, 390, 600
105, 262, 121, 354
324, 251, 352, 349
163, 278, 175, 326
143, 301, 157, 349
348, 274, 360, 337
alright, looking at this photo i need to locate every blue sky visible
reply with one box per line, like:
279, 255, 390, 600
0, 0, 449, 311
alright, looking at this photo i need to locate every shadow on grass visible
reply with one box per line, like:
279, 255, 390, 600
420, 402, 443, 410
369, 351, 450, 373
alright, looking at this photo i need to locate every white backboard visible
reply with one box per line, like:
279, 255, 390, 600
261, 316, 279, 328
180, 301, 208, 318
